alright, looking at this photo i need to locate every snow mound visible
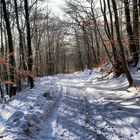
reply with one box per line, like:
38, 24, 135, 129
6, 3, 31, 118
0, 76, 61, 140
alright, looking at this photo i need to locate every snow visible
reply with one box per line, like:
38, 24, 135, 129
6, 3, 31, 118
0, 76, 61, 139
0, 68, 140, 139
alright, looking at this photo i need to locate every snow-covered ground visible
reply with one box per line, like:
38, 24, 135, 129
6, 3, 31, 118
0, 68, 140, 140
0, 76, 62, 140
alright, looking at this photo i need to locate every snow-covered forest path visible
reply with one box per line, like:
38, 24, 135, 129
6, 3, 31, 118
33, 86, 107, 140
32, 70, 140, 140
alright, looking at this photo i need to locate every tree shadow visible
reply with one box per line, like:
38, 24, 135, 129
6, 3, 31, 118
54, 87, 140, 140
53, 91, 108, 140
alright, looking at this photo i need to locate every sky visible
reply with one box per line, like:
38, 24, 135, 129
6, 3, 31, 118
48, 0, 65, 18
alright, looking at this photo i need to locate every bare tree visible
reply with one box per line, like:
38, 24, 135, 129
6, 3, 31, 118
24, 0, 34, 88
1, 0, 16, 97
111, 0, 133, 86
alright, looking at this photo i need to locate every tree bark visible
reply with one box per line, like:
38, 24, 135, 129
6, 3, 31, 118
111, 0, 133, 86
1, 0, 16, 97
24, 0, 34, 88
124, 0, 139, 66
132, 0, 139, 66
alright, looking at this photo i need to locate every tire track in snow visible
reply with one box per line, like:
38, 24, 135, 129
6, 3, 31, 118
78, 88, 139, 140
32, 79, 140, 140
31, 85, 64, 140
39, 85, 108, 140
74, 88, 108, 140
77, 89, 116, 139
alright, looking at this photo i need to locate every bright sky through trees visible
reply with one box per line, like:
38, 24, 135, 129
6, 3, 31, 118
48, 0, 65, 18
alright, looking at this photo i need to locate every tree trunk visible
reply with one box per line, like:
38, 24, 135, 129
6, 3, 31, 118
100, 0, 117, 61
14, 0, 27, 91
90, 0, 113, 66
132, 0, 139, 66
111, 0, 133, 86
1, 0, 16, 97
24, 0, 34, 88
124, 0, 139, 66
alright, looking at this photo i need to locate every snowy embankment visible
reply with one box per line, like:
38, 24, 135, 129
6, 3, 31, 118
52, 69, 140, 140
0, 76, 62, 140
0, 68, 140, 140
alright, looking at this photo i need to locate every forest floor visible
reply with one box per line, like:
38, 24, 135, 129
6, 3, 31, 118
1, 68, 140, 140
